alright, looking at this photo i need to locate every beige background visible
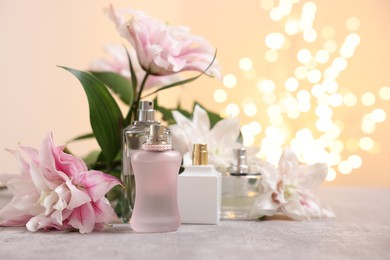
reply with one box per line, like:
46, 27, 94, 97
0, 0, 389, 186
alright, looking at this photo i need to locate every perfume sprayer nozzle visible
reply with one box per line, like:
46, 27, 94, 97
137, 101, 155, 122
233, 148, 249, 174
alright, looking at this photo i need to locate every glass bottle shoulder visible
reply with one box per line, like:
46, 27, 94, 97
132, 150, 182, 163
123, 121, 159, 134
226, 164, 262, 177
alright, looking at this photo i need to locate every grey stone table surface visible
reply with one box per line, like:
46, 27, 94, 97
0, 187, 389, 260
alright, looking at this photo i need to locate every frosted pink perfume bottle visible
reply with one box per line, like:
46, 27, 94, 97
130, 125, 182, 233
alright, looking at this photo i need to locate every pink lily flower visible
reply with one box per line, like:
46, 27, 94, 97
0, 133, 121, 234
109, 5, 221, 77
90, 44, 182, 91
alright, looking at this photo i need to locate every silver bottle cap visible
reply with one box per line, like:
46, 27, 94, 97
232, 148, 249, 175
142, 125, 172, 151
137, 101, 155, 122
146, 125, 168, 145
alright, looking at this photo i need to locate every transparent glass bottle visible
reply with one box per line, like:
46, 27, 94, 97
131, 125, 182, 233
122, 101, 166, 223
221, 148, 262, 220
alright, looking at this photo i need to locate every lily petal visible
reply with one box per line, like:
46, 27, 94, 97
278, 147, 299, 176
26, 215, 63, 232
68, 203, 96, 234
172, 110, 192, 127
0, 175, 36, 195
41, 191, 59, 216
259, 164, 280, 192
80, 171, 121, 202
208, 117, 240, 145
29, 163, 52, 191
53, 146, 88, 179
0, 215, 33, 227
281, 199, 307, 220
192, 105, 210, 135
250, 191, 279, 217
19, 146, 39, 165
5, 149, 30, 177
93, 198, 119, 224
39, 133, 58, 177
170, 125, 191, 155
298, 163, 328, 189
66, 181, 91, 210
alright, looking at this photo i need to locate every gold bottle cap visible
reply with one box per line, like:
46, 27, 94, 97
192, 144, 208, 165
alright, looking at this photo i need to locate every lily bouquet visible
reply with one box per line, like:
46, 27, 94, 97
0, 5, 221, 233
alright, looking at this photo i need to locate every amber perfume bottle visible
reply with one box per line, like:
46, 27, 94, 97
221, 148, 262, 220
131, 125, 182, 233
177, 144, 221, 224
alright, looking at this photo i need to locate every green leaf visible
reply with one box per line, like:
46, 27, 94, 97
153, 97, 175, 124
60, 66, 124, 164
67, 132, 94, 143
142, 49, 218, 98
176, 104, 192, 119
153, 98, 193, 125
83, 150, 101, 169
157, 106, 176, 125
90, 71, 133, 106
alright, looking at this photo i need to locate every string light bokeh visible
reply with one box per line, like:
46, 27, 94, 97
213, 0, 389, 182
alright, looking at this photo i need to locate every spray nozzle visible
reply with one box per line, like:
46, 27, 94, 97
137, 101, 155, 122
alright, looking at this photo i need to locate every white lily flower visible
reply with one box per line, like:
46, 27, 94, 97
170, 105, 241, 169
251, 147, 335, 220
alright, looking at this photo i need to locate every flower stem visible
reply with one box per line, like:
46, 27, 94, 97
136, 70, 151, 107
125, 70, 151, 124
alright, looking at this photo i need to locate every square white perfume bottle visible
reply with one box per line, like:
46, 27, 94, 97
177, 144, 221, 224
